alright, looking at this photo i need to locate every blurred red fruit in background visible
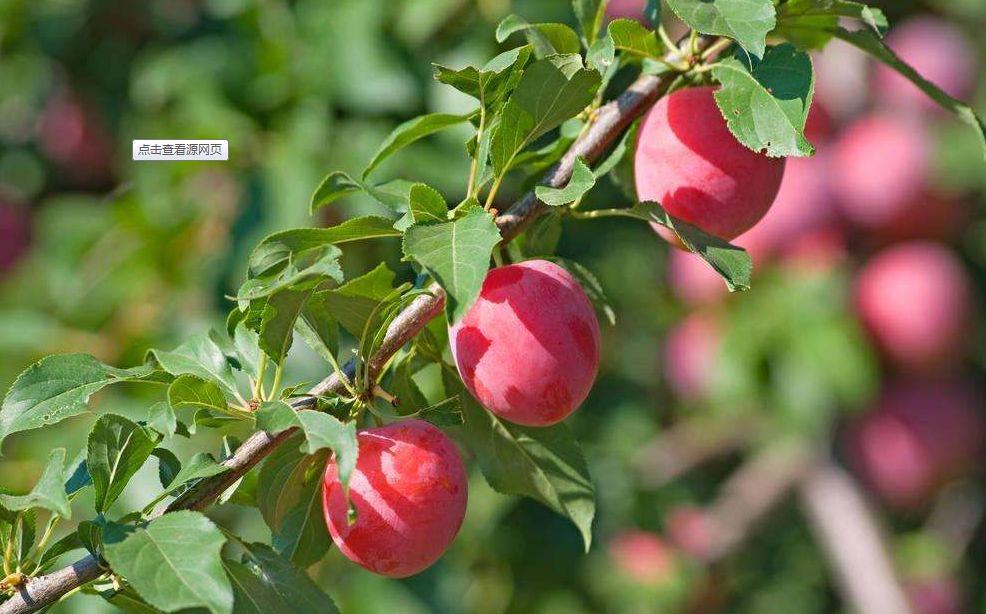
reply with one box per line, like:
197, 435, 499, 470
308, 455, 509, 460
663, 313, 720, 402
0, 197, 31, 275
847, 379, 984, 510
874, 17, 976, 113
666, 505, 715, 560
831, 114, 930, 232
854, 242, 971, 372
609, 530, 675, 585
39, 91, 114, 187
666, 250, 727, 306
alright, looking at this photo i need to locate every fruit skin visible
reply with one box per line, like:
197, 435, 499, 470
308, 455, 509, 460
635, 86, 786, 241
847, 380, 984, 510
874, 17, 976, 113
450, 259, 601, 427
322, 419, 467, 578
854, 242, 970, 372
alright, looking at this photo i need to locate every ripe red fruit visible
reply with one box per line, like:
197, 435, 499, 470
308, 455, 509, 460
665, 505, 715, 560
609, 530, 674, 585
874, 17, 976, 113
831, 114, 930, 232
847, 380, 984, 510
663, 313, 720, 402
854, 242, 971, 371
38, 92, 114, 187
450, 260, 601, 427
322, 419, 467, 577
635, 86, 786, 241
605, 0, 645, 20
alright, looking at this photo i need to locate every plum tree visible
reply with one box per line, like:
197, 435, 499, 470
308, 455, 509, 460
874, 17, 976, 112
450, 259, 601, 427
831, 114, 929, 232
662, 313, 720, 402
608, 530, 675, 585
635, 86, 786, 242
846, 380, 984, 510
322, 419, 468, 578
854, 242, 971, 371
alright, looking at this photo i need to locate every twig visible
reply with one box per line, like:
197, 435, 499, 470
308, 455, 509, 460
0, 38, 710, 614
799, 460, 914, 614
699, 441, 813, 563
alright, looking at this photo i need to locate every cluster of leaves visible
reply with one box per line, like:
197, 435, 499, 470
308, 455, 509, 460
0, 0, 983, 612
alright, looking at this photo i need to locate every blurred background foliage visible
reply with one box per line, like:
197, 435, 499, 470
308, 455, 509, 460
0, 0, 985, 612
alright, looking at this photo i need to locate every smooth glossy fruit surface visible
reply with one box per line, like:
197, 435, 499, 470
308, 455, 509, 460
450, 260, 601, 426
322, 419, 467, 578
635, 86, 785, 241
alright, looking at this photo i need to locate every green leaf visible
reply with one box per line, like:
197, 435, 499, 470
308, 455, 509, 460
161, 453, 227, 497
535, 157, 596, 207
256, 436, 331, 567
232, 543, 339, 612
490, 55, 601, 178
0, 354, 158, 447
224, 560, 286, 613
407, 184, 449, 225
147, 401, 178, 438
363, 113, 472, 179
776, 0, 887, 39
148, 337, 239, 396
295, 297, 339, 364
831, 27, 986, 159
496, 15, 581, 58
244, 289, 314, 365
87, 414, 157, 514
666, 0, 776, 58
573, 0, 607, 46
545, 257, 616, 326
168, 375, 229, 414
451, 373, 595, 550
624, 201, 752, 291
606, 19, 664, 59
712, 44, 815, 157
418, 398, 464, 427
248, 218, 402, 278
235, 248, 342, 302
256, 402, 358, 493
0, 448, 71, 518
402, 205, 501, 324
153, 448, 182, 489
434, 46, 532, 112
65, 451, 92, 496
314, 262, 397, 338
310, 173, 417, 215
77, 520, 101, 557
91, 585, 162, 614
103, 511, 232, 614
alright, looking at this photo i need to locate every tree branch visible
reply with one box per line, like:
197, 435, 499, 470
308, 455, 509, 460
0, 40, 706, 614
799, 460, 914, 614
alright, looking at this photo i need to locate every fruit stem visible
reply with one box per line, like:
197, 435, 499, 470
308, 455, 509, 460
700, 37, 733, 62
658, 24, 679, 54
484, 175, 504, 211
254, 353, 268, 401
467, 106, 487, 199
270, 364, 285, 400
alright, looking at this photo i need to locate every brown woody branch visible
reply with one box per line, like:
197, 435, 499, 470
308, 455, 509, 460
0, 39, 708, 614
